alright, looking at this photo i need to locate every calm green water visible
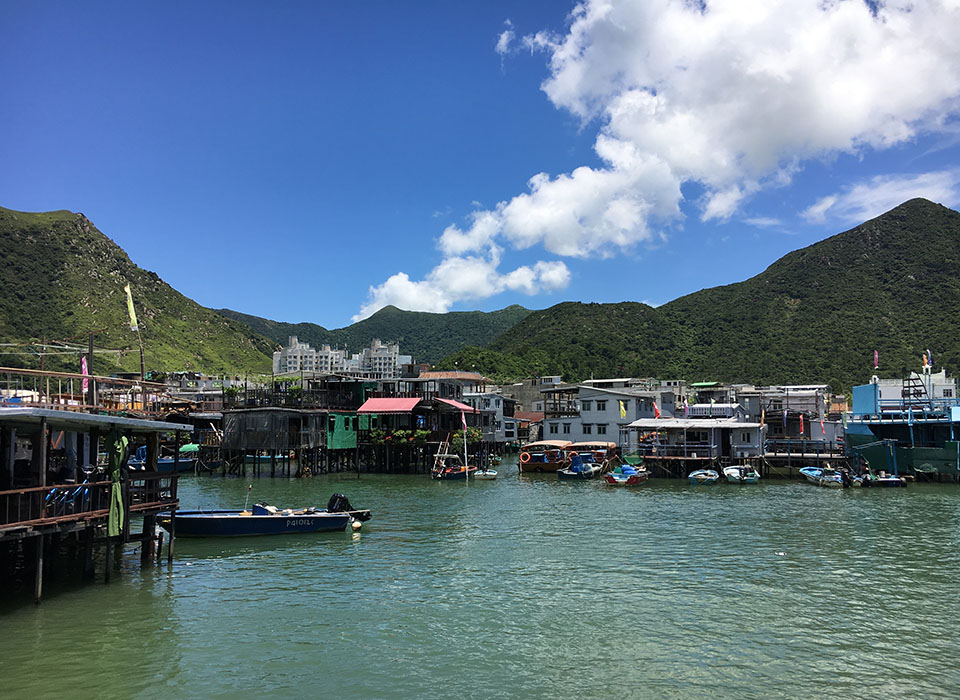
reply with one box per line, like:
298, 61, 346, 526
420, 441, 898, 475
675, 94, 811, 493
2, 461, 959, 699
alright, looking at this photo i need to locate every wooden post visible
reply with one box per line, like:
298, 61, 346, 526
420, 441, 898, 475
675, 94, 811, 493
147, 432, 159, 472
271, 451, 276, 478
104, 536, 112, 583
167, 509, 175, 563
82, 528, 95, 580
38, 418, 48, 488
173, 430, 181, 473
34, 535, 44, 604
141, 515, 155, 566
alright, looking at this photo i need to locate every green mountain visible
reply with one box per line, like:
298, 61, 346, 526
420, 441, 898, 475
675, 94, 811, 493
217, 304, 532, 365
0, 207, 274, 374
440, 199, 960, 390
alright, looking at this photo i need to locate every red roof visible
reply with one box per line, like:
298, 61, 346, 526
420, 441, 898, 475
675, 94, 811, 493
357, 397, 421, 414
436, 397, 478, 413
514, 411, 544, 423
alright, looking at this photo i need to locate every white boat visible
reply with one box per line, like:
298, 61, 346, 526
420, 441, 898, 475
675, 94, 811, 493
688, 469, 719, 484
473, 468, 498, 480
799, 465, 843, 488
723, 465, 760, 484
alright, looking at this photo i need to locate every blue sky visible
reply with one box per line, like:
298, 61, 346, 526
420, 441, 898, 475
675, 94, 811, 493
3, 1, 960, 330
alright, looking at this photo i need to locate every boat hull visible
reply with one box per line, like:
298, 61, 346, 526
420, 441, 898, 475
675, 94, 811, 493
557, 465, 601, 480
158, 509, 353, 537
128, 457, 196, 474
431, 466, 477, 480
473, 469, 498, 480
688, 469, 719, 484
603, 471, 649, 486
723, 467, 759, 484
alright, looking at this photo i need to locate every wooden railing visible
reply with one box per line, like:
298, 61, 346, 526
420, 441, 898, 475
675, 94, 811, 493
0, 472, 178, 530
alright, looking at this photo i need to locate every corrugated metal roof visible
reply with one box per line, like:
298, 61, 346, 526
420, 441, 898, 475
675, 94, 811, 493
627, 418, 762, 429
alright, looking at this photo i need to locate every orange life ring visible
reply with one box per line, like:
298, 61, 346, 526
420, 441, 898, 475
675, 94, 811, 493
519, 452, 531, 463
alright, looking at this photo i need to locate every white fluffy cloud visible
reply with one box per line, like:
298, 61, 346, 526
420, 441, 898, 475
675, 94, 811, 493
352, 255, 570, 322
802, 170, 960, 224
357, 0, 960, 319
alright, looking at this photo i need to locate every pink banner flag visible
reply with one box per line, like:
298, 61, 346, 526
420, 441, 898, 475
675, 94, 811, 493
81, 356, 89, 394
461, 411, 467, 430
874, 350, 879, 369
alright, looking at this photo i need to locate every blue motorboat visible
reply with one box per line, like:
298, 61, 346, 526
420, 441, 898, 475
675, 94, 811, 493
557, 451, 601, 480
603, 463, 649, 486
158, 494, 371, 537
688, 469, 719, 484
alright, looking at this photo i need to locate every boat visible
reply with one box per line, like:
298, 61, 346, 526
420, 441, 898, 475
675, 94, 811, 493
603, 463, 649, 486
517, 440, 573, 473
723, 465, 760, 484
158, 493, 371, 537
568, 441, 618, 465
799, 465, 843, 488
473, 467, 498, 480
557, 451, 602, 480
431, 453, 477, 480
688, 469, 720, 484
127, 444, 196, 473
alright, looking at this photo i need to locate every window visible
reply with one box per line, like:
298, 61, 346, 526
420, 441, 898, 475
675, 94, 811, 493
944, 389, 954, 398
596, 424, 607, 435
740, 432, 750, 443
581, 400, 592, 411
583, 424, 592, 435
549, 423, 559, 434
596, 400, 607, 411
562, 423, 571, 434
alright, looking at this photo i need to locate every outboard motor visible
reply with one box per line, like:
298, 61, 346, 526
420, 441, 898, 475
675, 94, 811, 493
327, 493, 354, 513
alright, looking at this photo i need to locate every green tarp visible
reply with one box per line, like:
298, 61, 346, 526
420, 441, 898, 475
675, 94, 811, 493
107, 428, 128, 537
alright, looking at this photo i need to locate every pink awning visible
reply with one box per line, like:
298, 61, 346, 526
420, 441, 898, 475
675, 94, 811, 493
436, 397, 478, 414
357, 397, 421, 414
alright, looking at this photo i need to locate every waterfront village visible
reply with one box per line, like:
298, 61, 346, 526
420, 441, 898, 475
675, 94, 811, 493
2, 333, 959, 600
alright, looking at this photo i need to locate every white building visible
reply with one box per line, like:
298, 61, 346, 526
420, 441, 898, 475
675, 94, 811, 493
273, 336, 407, 379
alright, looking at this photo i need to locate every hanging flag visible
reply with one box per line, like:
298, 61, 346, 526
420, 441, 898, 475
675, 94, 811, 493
761, 407, 766, 425
782, 410, 787, 427
820, 417, 825, 435
874, 350, 879, 369
461, 411, 467, 430
81, 355, 89, 394
922, 352, 928, 368
927, 349, 933, 367
683, 399, 689, 417
709, 397, 715, 417
800, 413, 804, 435
619, 400, 627, 419
123, 283, 139, 331
653, 401, 660, 419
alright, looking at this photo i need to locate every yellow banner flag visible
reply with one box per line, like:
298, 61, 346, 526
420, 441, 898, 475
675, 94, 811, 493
124, 284, 139, 331
619, 400, 626, 418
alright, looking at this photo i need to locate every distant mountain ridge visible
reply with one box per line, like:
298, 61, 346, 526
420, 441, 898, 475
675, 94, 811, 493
440, 199, 960, 390
217, 304, 532, 365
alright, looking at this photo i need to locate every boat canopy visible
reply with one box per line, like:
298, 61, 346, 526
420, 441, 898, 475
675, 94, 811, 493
523, 440, 572, 449
570, 441, 616, 450
435, 397, 478, 413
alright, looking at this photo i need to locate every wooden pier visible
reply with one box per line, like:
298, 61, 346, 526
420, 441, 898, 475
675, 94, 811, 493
0, 405, 190, 603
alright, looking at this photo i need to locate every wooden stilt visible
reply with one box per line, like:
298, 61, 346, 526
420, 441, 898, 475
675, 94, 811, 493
167, 508, 175, 563
34, 535, 44, 604
104, 537, 112, 584
141, 515, 155, 566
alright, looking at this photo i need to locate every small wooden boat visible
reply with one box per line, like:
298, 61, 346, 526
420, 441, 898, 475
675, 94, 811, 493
158, 494, 371, 537
688, 469, 720, 484
603, 464, 649, 486
723, 465, 760, 484
473, 468, 498, 480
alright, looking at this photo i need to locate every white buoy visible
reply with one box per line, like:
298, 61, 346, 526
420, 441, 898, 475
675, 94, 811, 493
351, 519, 362, 531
